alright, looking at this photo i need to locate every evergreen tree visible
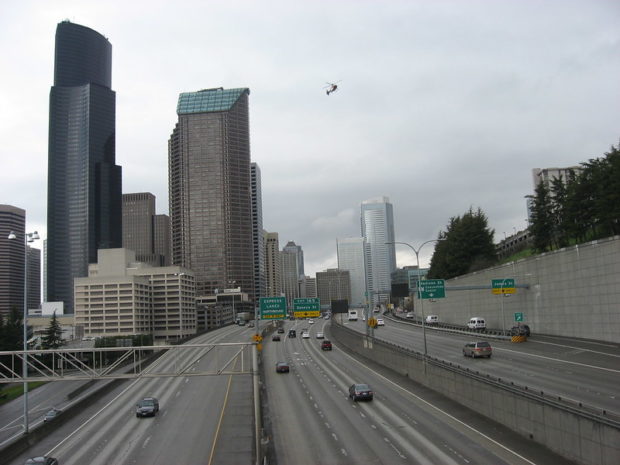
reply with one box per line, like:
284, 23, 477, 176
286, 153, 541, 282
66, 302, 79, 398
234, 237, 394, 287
528, 181, 554, 252
428, 207, 496, 279
549, 175, 569, 248
41, 311, 63, 349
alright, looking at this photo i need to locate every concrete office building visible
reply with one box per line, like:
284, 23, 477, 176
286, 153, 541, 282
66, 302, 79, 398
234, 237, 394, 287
281, 242, 303, 307
47, 21, 122, 314
361, 197, 396, 305
265, 231, 282, 297
122, 193, 170, 266
299, 276, 317, 299
169, 88, 254, 300
1, 206, 24, 317
316, 269, 351, 311
251, 163, 266, 303
337, 237, 371, 308
74, 249, 195, 342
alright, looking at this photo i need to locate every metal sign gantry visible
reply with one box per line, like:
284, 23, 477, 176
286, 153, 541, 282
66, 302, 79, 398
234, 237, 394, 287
0, 342, 255, 383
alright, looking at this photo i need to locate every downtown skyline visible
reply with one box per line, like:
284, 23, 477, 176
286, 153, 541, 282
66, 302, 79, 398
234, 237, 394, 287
2, 1, 619, 277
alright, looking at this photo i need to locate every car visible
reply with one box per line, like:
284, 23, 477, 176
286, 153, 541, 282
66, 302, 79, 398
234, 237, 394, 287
43, 408, 61, 422
348, 383, 373, 401
136, 397, 159, 417
277, 327, 285, 334
272, 334, 281, 341
308, 319, 314, 324
316, 332, 324, 339
275, 362, 289, 373
425, 315, 439, 325
321, 340, 332, 350
406, 312, 415, 319
324, 314, 331, 320
510, 324, 530, 336
247, 321, 255, 328
462, 341, 492, 358
24, 457, 59, 465
302, 332, 310, 339
467, 317, 486, 331
376, 318, 384, 326
288, 329, 296, 338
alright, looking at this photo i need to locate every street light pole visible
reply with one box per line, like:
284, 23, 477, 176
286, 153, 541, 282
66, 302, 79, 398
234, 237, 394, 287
386, 239, 440, 362
8, 229, 39, 434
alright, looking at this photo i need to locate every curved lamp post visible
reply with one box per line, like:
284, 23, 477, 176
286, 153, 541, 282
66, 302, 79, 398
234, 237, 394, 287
8, 229, 40, 434
386, 239, 440, 362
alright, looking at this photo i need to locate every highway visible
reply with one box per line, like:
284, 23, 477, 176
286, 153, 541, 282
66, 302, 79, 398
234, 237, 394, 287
5, 325, 256, 465
5, 314, 613, 464
262, 317, 574, 465
344, 314, 620, 417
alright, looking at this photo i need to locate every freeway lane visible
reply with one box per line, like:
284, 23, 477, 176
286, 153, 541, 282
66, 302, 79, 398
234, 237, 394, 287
263, 318, 573, 465
346, 316, 620, 417
6, 325, 256, 465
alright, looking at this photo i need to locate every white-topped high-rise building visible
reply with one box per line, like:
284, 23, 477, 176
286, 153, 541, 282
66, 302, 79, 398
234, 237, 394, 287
361, 196, 396, 305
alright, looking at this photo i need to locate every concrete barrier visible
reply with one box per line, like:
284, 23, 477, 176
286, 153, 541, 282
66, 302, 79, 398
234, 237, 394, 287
331, 322, 620, 465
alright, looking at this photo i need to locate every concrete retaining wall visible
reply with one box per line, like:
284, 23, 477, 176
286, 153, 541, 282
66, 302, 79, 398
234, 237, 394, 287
331, 323, 620, 465
419, 235, 620, 343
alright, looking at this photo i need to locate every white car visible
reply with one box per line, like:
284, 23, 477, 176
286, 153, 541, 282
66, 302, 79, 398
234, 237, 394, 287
316, 332, 324, 339
406, 312, 415, 319
376, 318, 385, 326
302, 332, 310, 339
308, 319, 314, 324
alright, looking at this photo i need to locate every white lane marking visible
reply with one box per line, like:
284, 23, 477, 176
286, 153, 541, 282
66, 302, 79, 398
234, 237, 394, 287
338, 348, 537, 465
332, 432, 338, 441
142, 436, 151, 449
494, 347, 620, 373
175, 390, 180, 398
325, 422, 331, 429
341, 448, 348, 456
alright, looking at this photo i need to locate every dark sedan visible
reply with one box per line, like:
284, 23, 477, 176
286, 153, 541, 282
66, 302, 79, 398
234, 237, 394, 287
276, 362, 290, 373
349, 383, 373, 401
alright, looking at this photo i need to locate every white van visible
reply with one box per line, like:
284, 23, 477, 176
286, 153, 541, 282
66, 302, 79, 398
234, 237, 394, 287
467, 317, 486, 331
425, 315, 439, 325
348, 310, 359, 321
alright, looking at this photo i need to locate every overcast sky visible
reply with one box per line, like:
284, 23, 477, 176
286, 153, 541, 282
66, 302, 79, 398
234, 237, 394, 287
1, 0, 619, 276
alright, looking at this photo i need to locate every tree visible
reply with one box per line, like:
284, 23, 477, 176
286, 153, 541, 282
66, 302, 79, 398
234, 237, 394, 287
528, 181, 554, 252
428, 207, 496, 279
41, 311, 63, 349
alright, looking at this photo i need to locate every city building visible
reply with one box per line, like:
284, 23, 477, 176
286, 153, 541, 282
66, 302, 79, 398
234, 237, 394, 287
1, 205, 24, 317
281, 241, 303, 307
169, 87, 254, 300
337, 237, 371, 308
264, 231, 281, 297
74, 248, 195, 342
299, 276, 317, 298
316, 269, 351, 311
47, 21, 122, 314
122, 193, 170, 266
361, 197, 396, 305
251, 163, 266, 303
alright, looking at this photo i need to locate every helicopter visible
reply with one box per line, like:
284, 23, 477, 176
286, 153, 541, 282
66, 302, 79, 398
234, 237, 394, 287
324, 81, 341, 96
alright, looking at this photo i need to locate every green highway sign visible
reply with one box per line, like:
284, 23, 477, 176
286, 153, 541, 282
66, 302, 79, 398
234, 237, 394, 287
418, 279, 445, 299
293, 298, 321, 318
492, 278, 516, 295
514, 312, 524, 322
259, 297, 287, 320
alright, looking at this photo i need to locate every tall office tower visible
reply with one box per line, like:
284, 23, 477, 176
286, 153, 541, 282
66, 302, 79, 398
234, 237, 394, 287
337, 237, 372, 308
316, 269, 351, 310
122, 193, 169, 266
280, 241, 304, 307
0, 205, 25, 318
169, 88, 254, 299
154, 215, 171, 266
47, 21, 122, 313
27, 247, 41, 312
264, 231, 281, 297
299, 276, 317, 298
361, 196, 396, 305
282, 241, 304, 278
251, 163, 265, 303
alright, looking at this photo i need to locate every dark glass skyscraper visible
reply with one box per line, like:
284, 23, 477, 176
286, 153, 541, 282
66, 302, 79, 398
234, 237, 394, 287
47, 21, 122, 313
169, 88, 254, 299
